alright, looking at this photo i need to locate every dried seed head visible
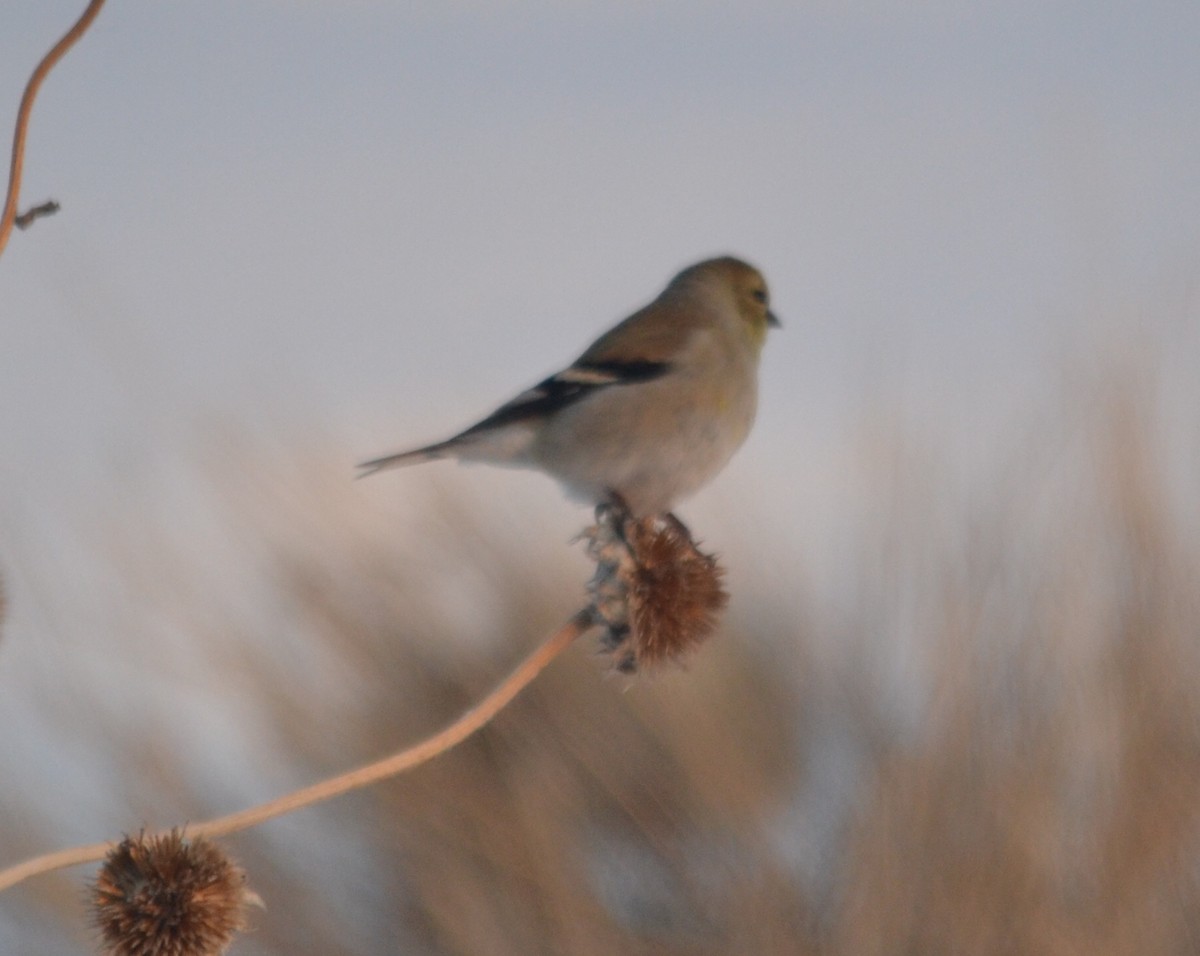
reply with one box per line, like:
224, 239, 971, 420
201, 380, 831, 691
584, 500, 728, 673
92, 830, 253, 956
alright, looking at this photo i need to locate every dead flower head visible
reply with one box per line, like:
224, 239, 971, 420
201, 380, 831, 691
583, 499, 728, 673
92, 830, 255, 956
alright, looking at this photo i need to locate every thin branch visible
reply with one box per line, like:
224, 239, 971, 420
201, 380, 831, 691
194, 609, 592, 840
0, 609, 593, 893
14, 199, 59, 229
0, 0, 107, 259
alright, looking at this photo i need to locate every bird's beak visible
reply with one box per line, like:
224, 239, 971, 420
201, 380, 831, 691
767, 310, 782, 328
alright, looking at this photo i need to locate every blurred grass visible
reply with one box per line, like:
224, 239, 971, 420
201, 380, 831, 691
3, 364, 1200, 955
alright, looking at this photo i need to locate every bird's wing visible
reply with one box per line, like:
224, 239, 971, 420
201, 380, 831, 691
457, 360, 671, 436
574, 298, 699, 367
357, 359, 671, 478
458, 293, 704, 435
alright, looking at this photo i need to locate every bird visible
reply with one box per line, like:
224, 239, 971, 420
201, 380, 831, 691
358, 256, 779, 517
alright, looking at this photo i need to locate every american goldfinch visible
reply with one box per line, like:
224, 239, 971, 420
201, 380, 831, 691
359, 256, 779, 516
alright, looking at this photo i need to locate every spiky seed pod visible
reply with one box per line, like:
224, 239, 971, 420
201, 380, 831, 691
92, 830, 252, 956
584, 499, 728, 672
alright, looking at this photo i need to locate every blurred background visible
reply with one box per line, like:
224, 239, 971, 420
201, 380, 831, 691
2, 1, 1199, 952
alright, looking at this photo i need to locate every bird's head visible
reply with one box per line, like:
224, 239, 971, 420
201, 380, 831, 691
672, 256, 781, 351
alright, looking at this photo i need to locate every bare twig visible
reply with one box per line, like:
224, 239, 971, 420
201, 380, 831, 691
0, 0, 106, 259
0, 609, 593, 893
14, 199, 59, 230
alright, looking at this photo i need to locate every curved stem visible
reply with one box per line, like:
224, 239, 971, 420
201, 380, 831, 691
0, 609, 593, 893
0, 0, 107, 259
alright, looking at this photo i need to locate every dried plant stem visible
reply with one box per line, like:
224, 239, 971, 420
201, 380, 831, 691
0, 609, 593, 894
0, 0, 106, 258
193, 610, 591, 839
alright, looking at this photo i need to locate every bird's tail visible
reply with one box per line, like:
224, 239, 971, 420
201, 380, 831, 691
356, 440, 455, 478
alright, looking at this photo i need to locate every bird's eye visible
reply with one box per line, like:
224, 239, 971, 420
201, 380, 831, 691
751, 288, 768, 304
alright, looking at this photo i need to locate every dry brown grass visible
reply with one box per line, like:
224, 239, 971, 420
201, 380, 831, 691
2, 367, 1199, 954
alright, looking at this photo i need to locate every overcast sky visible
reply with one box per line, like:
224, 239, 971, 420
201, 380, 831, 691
3, 1, 1198, 506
